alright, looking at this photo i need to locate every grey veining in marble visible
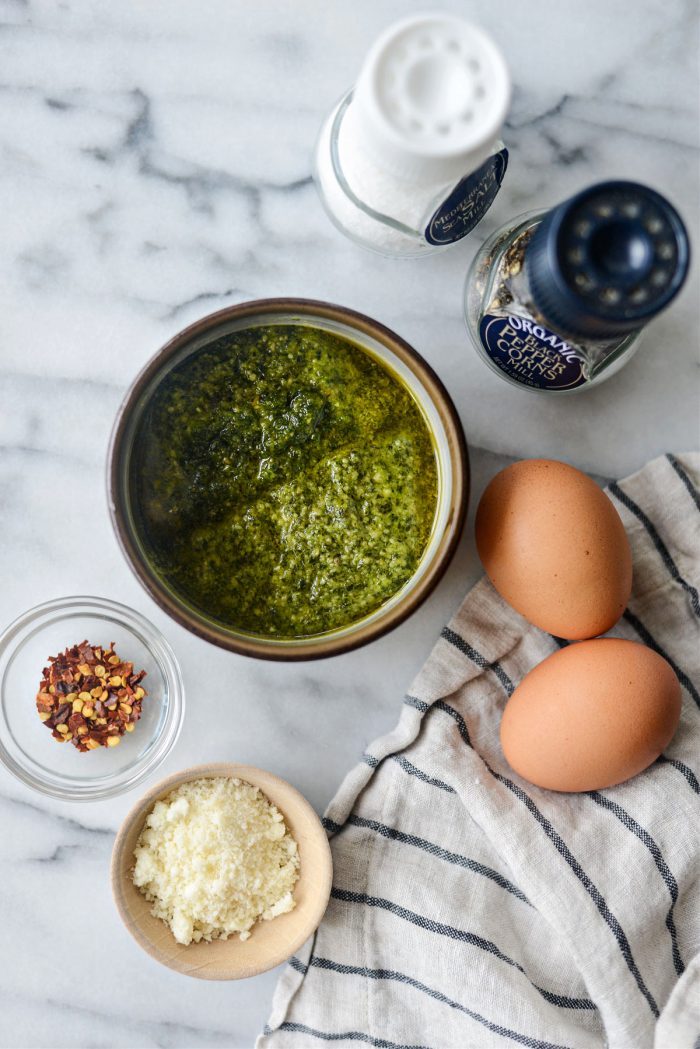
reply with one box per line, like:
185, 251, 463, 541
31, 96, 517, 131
0, 1, 698, 1047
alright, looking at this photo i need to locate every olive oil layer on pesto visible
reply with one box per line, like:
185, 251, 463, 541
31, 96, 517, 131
135, 325, 438, 637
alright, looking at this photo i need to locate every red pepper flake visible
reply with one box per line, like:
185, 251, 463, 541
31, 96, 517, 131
36, 640, 147, 752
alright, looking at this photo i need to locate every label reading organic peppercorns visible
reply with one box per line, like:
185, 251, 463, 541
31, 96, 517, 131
478, 313, 588, 390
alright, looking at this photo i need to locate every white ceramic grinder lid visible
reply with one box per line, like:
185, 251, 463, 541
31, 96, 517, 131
352, 14, 511, 183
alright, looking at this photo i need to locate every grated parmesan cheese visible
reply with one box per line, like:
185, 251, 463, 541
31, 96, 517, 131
132, 776, 300, 945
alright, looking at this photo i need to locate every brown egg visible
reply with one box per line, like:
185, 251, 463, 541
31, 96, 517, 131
500, 638, 682, 792
475, 458, 632, 640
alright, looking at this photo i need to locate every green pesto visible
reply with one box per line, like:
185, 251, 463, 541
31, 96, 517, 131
134, 324, 438, 638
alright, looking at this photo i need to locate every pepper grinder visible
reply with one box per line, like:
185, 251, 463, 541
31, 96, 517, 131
464, 180, 690, 392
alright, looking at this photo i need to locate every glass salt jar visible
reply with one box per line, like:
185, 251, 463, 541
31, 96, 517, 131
313, 14, 511, 258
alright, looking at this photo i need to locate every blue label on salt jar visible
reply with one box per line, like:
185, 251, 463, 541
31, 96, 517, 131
425, 148, 508, 246
479, 314, 588, 390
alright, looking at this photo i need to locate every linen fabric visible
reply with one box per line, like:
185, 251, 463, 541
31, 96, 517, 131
259, 453, 700, 1049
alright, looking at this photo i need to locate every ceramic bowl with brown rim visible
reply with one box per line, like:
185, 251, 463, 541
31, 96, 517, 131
111, 762, 332, 980
109, 299, 468, 659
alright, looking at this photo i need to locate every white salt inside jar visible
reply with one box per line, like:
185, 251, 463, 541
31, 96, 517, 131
313, 14, 511, 257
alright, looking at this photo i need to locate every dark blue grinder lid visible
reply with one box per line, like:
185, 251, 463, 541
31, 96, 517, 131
527, 181, 690, 340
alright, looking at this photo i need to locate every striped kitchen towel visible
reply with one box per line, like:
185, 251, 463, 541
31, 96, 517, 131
258, 452, 700, 1049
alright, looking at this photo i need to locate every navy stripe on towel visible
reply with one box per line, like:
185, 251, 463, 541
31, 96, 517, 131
266, 1021, 431, 1049
390, 754, 456, 794
623, 608, 700, 710
435, 698, 473, 745
432, 694, 659, 1018
441, 626, 515, 695
588, 791, 684, 976
330, 888, 594, 1011
656, 754, 700, 795
344, 813, 531, 906
302, 955, 578, 1049
667, 453, 700, 513
491, 770, 659, 1017
609, 480, 700, 618
404, 694, 430, 712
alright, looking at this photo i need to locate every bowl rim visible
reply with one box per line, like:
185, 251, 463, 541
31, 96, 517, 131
110, 761, 333, 980
0, 594, 185, 801
108, 298, 469, 660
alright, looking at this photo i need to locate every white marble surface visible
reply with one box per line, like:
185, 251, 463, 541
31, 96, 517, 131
0, 1, 697, 1046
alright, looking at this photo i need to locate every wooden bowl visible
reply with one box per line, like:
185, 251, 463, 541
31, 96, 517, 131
111, 763, 333, 979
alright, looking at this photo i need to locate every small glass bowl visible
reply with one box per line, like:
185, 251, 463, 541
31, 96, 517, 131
0, 596, 185, 801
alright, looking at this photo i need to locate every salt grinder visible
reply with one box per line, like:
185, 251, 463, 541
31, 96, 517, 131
314, 14, 511, 257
